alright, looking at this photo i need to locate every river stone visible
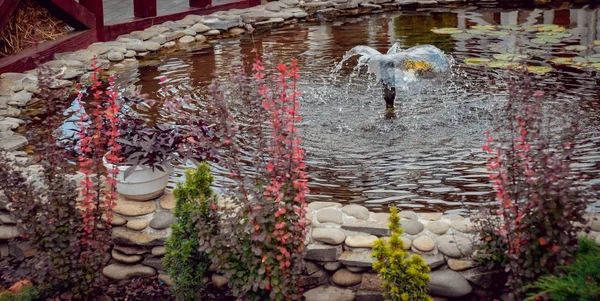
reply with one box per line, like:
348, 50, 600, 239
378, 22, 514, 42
317, 208, 343, 224
142, 41, 161, 51
421, 253, 445, 269
308, 201, 343, 211
158, 273, 173, 286
332, 268, 363, 286
0, 226, 19, 240
305, 244, 342, 261
102, 263, 156, 280
342, 219, 388, 236
312, 228, 346, 245
428, 270, 472, 297
398, 210, 418, 220
437, 235, 474, 258
110, 215, 127, 226
113, 245, 151, 255
0, 213, 15, 224
265, 1, 282, 11
447, 258, 477, 271
107, 51, 124, 62
0, 120, 18, 131
451, 219, 474, 233
339, 250, 374, 267
201, 18, 240, 30
304, 286, 355, 301
421, 213, 443, 221
204, 29, 220, 36
149, 211, 175, 230
195, 35, 207, 42
324, 261, 343, 271
159, 192, 175, 210
401, 220, 424, 235
0, 136, 27, 151
163, 41, 177, 48
590, 218, 600, 232
412, 236, 435, 252
112, 227, 166, 246
212, 274, 228, 288
342, 204, 370, 220
178, 36, 194, 44
442, 214, 464, 221
401, 236, 412, 250
426, 221, 451, 235
150, 34, 168, 45
282, 0, 299, 5
345, 235, 378, 248
372, 213, 389, 223
126, 219, 148, 231
142, 256, 166, 271
229, 27, 246, 35
111, 249, 142, 263
8, 91, 32, 106
347, 266, 369, 273
152, 246, 166, 256
113, 198, 156, 217
191, 23, 211, 33
124, 50, 136, 58
166, 32, 185, 41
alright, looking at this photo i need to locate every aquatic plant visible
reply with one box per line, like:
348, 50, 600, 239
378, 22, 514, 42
164, 163, 218, 301
478, 65, 595, 299
372, 207, 431, 301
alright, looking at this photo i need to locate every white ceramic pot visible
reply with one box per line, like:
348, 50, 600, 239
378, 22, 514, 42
103, 155, 171, 201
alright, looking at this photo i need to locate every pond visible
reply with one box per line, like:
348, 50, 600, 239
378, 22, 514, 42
91, 7, 600, 214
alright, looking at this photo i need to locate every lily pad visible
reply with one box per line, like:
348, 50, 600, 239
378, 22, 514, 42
527, 66, 552, 74
564, 45, 587, 51
451, 33, 474, 40
471, 25, 496, 30
531, 37, 561, 44
590, 53, 600, 58
464, 58, 491, 65
466, 29, 491, 35
587, 56, 600, 63
536, 31, 572, 39
591, 63, 600, 70
531, 24, 566, 32
594, 40, 600, 46
487, 31, 511, 37
498, 25, 522, 31
493, 54, 528, 61
488, 61, 520, 69
572, 56, 588, 63
431, 27, 463, 34
550, 57, 573, 64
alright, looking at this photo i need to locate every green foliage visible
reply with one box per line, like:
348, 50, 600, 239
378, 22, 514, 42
525, 238, 600, 301
372, 207, 432, 301
0, 286, 40, 301
164, 163, 218, 301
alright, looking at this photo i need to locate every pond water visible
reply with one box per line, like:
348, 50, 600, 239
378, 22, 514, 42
99, 7, 600, 214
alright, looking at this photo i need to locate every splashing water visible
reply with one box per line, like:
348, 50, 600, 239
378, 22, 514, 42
333, 43, 454, 88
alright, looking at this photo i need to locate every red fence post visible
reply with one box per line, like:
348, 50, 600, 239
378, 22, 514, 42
80, 0, 105, 41
189, 0, 211, 8
134, 0, 157, 18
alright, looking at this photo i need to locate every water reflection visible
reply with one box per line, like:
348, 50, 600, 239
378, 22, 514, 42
99, 6, 600, 214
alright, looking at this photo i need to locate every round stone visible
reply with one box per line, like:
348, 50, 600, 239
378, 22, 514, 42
324, 261, 343, 271
401, 236, 412, 250
590, 218, 600, 232
428, 270, 472, 297
204, 29, 220, 36
163, 41, 176, 48
308, 202, 343, 211
401, 220, 424, 235
451, 219, 474, 233
304, 286, 355, 301
178, 36, 195, 44
182, 29, 196, 36
312, 228, 346, 245
436, 235, 474, 258
109, 215, 127, 226
398, 210, 418, 220
447, 258, 477, 271
212, 274, 228, 288
142, 41, 161, 51
317, 209, 343, 224
111, 249, 142, 263
345, 235, 378, 248
113, 197, 156, 217
412, 236, 435, 252
102, 263, 156, 280
372, 213, 389, 223
442, 214, 464, 221
191, 23, 210, 33
124, 50, 136, 58
229, 27, 246, 35
425, 221, 450, 235
346, 266, 369, 273
195, 35, 207, 42
107, 51, 124, 62
342, 204, 370, 220
159, 192, 175, 210
421, 213, 443, 221
152, 246, 166, 256
126, 219, 148, 231
0, 225, 19, 240
331, 268, 362, 286
149, 212, 175, 230
112, 227, 166, 246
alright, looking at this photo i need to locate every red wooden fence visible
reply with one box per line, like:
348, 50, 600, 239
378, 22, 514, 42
0, 0, 259, 74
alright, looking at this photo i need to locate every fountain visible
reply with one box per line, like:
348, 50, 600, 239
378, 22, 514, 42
333, 43, 453, 116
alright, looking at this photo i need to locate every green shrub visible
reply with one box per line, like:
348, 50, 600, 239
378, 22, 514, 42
372, 207, 432, 301
163, 162, 218, 301
0, 286, 40, 301
525, 237, 600, 301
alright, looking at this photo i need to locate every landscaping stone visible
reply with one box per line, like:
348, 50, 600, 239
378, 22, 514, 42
107, 51, 125, 62
0, 226, 19, 240
111, 249, 142, 264
342, 219, 388, 236
113, 197, 156, 217
425, 221, 450, 235
359, 273, 383, 291
451, 219, 474, 233
179, 36, 196, 44
142, 256, 166, 271
229, 27, 246, 35
421, 253, 445, 269
113, 245, 151, 255
112, 227, 166, 246
421, 212, 443, 221
398, 210, 418, 220
152, 246, 166, 256
126, 219, 148, 231
8, 92, 32, 106
442, 214, 464, 221
371, 213, 389, 223
308, 201, 343, 211
266, 1, 282, 12
166, 32, 185, 41
305, 244, 343, 261
149, 211, 175, 230
204, 29, 221, 36
0, 213, 15, 224
345, 235, 378, 248
211, 274, 229, 288
304, 286, 355, 301
191, 23, 211, 33
163, 41, 177, 48
342, 204, 370, 220
102, 263, 156, 280
158, 273, 173, 286
312, 228, 346, 245
0, 136, 27, 151
447, 258, 477, 271
300, 269, 329, 288
401, 220, 424, 235
195, 35, 207, 42
590, 218, 600, 232
124, 50, 136, 58
596, 234, 600, 246
0, 120, 18, 131
332, 268, 363, 286
142, 41, 161, 51
412, 236, 435, 252
436, 235, 474, 258
338, 250, 374, 267
428, 270, 472, 297
282, 0, 299, 6
460, 267, 506, 289
159, 192, 175, 210
202, 18, 240, 30
110, 215, 127, 226
401, 236, 412, 250
346, 266, 369, 273
324, 261, 343, 271
182, 29, 197, 36
317, 208, 343, 224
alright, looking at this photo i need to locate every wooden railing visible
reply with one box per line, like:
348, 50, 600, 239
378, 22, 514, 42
0, 0, 259, 73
